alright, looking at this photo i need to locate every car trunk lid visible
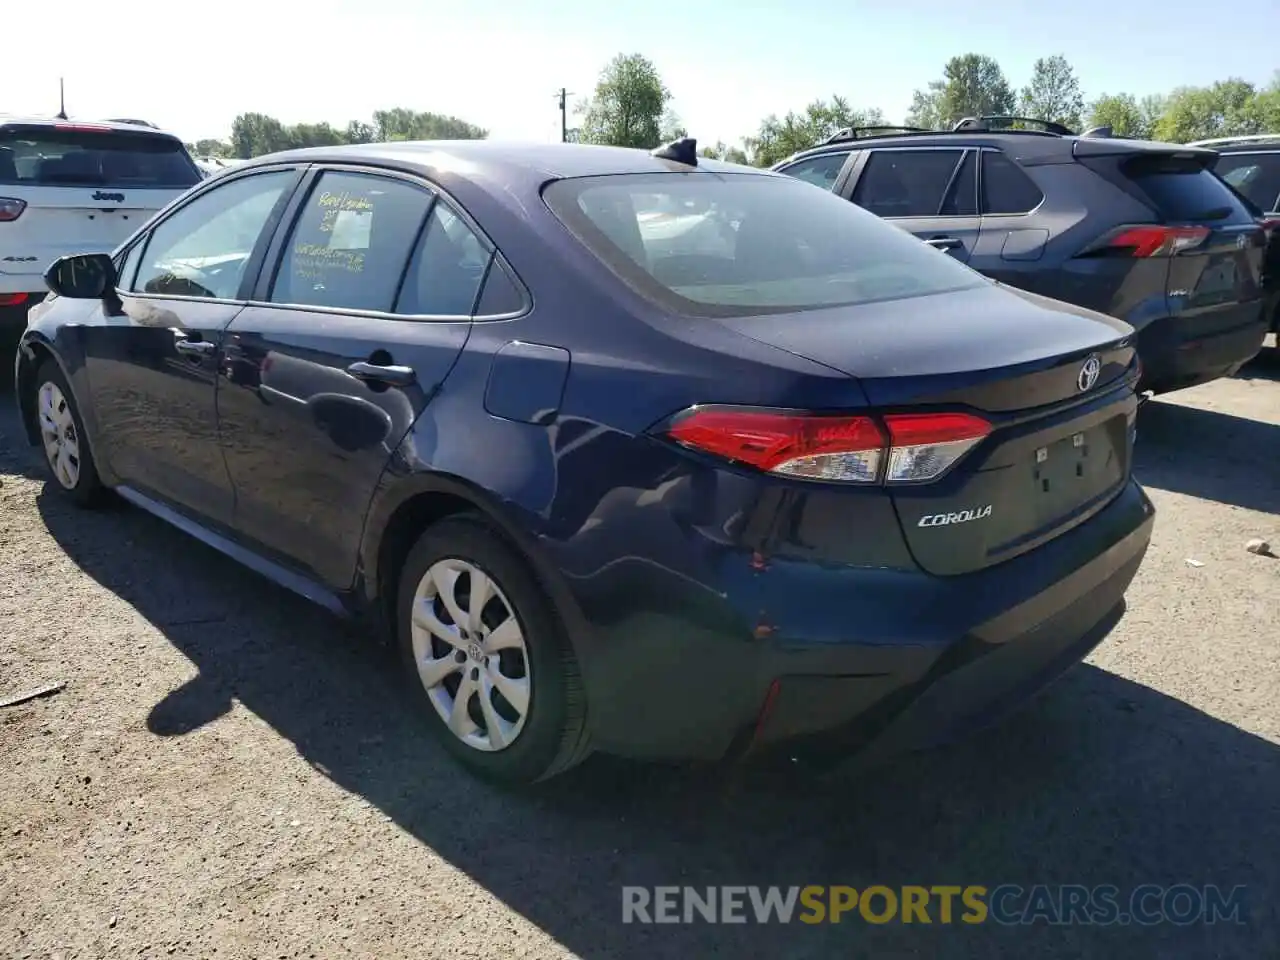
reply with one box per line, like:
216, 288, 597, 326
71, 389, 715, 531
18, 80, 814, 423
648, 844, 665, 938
713, 282, 1139, 576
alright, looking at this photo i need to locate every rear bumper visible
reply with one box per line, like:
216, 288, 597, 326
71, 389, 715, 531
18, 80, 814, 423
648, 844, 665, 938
570, 478, 1155, 763
1137, 311, 1267, 391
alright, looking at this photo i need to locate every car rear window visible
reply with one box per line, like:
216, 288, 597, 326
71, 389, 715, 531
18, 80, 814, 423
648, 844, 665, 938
1214, 153, 1280, 214
542, 172, 986, 317
0, 126, 201, 188
1121, 155, 1256, 223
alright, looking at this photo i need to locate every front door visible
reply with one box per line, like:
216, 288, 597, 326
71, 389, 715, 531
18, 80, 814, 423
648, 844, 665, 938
846, 147, 982, 263
218, 168, 489, 590
80, 167, 302, 525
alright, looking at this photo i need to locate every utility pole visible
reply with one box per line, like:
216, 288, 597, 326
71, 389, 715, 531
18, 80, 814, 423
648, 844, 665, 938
555, 88, 572, 143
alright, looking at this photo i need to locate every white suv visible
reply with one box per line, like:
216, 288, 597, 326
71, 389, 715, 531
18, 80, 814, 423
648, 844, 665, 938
1, 117, 202, 331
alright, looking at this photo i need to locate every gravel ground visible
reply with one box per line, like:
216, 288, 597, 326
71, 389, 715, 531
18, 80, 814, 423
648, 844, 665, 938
1, 350, 1278, 960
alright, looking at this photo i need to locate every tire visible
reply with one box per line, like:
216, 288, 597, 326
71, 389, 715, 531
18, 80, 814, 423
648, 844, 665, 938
33, 359, 106, 508
395, 514, 590, 785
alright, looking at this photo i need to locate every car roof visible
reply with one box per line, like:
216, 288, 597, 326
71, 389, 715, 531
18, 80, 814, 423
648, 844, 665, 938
0, 115, 183, 139
233, 139, 767, 191
777, 130, 1214, 168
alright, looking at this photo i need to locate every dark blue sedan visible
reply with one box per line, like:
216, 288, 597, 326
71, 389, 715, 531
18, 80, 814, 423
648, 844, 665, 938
14, 138, 1155, 784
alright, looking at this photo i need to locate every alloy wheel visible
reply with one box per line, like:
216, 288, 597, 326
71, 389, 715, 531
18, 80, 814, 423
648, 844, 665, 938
409, 558, 532, 752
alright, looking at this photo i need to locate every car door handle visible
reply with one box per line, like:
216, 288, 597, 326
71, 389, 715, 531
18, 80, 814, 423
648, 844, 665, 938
346, 360, 417, 386
926, 236, 963, 251
174, 338, 217, 357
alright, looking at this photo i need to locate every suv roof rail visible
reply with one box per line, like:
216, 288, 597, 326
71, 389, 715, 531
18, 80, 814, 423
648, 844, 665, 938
952, 115, 1076, 136
821, 124, 930, 145
106, 118, 158, 129
1187, 133, 1280, 148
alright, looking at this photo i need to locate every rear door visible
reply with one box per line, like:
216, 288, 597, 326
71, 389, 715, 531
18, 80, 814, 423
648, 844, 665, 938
0, 122, 201, 290
844, 147, 981, 262
971, 148, 1050, 276
217, 166, 500, 591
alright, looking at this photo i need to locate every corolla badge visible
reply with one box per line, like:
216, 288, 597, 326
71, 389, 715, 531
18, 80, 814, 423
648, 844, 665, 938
92, 191, 125, 202
918, 505, 993, 527
1077, 354, 1102, 393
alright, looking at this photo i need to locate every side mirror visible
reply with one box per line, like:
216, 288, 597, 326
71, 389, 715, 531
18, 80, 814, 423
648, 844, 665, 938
44, 253, 117, 300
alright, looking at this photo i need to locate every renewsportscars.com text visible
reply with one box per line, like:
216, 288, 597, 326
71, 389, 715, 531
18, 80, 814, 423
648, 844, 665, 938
621, 884, 1246, 926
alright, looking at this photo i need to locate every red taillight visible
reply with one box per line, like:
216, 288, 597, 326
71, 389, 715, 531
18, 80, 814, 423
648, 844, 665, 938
1094, 224, 1210, 258
1260, 216, 1280, 234
53, 123, 112, 132
662, 406, 991, 484
0, 198, 26, 222
0, 293, 29, 307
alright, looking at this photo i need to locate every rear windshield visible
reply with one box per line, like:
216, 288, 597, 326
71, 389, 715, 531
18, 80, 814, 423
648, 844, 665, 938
542, 172, 987, 317
0, 127, 201, 189
1214, 152, 1280, 214
1122, 155, 1256, 223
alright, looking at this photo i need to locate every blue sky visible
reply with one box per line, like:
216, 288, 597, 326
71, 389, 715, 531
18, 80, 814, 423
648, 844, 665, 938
4, 0, 1277, 146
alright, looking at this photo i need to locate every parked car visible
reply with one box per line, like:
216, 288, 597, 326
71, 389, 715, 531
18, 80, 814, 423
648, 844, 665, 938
774, 116, 1271, 393
0, 116, 203, 333
1190, 133, 1280, 346
15, 138, 1155, 784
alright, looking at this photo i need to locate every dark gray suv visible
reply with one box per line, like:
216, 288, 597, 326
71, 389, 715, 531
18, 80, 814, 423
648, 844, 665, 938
775, 117, 1271, 393
1192, 133, 1280, 345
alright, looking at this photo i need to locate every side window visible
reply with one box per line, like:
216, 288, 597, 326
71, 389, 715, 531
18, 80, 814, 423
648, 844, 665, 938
394, 202, 491, 316
779, 152, 850, 191
853, 151, 967, 218
474, 260, 525, 316
981, 152, 1044, 215
132, 171, 294, 299
114, 240, 143, 291
271, 171, 433, 313
939, 151, 978, 216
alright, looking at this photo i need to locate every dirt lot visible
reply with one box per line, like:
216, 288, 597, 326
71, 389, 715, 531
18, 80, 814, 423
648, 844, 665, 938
1, 351, 1278, 959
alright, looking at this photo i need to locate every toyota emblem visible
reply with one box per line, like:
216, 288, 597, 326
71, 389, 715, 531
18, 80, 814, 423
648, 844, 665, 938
1236, 233, 1248, 250
1077, 355, 1102, 392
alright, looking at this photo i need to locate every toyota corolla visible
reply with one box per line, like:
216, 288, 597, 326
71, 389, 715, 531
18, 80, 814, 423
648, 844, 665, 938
14, 138, 1155, 784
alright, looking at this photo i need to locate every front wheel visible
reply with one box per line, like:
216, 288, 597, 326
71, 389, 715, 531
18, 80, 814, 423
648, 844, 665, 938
34, 359, 106, 507
396, 515, 589, 784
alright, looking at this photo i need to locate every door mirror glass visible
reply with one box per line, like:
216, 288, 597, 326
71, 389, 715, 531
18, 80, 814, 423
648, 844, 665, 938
44, 253, 116, 299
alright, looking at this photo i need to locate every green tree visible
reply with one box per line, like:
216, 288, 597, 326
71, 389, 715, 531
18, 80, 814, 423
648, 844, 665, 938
1151, 79, 1260, 142
699, 140, 750, 164
1019, 55, 1084, 131
578, 53, 672, 148
345, 120, 375, 144
745, 96, 884, 167
372, 108, 487, 141
907, 54, 1016, 129
191, 138, 231, 158
230, 113, 293, 158
1087, 93, 1149, 138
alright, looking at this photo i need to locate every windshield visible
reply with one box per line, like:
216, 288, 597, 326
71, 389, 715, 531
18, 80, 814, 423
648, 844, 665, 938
0, 126, 201, 189
543, 172, 987, 317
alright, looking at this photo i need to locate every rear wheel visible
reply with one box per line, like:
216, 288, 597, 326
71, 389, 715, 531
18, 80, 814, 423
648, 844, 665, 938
34, 359, 106, 507
396, 515, 589, 784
